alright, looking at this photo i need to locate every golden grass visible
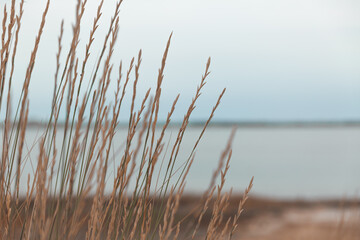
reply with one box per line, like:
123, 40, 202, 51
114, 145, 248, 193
0, 0, 253, 239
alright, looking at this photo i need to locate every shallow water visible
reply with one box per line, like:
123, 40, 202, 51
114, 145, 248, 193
6, 126, 360, 199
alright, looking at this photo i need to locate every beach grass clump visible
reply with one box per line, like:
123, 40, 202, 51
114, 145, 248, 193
0, 0, 253, 239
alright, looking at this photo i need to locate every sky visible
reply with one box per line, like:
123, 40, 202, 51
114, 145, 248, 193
2, 0, 360, 122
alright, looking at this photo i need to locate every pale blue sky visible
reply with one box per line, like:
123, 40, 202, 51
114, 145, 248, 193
2, 0, 360, 122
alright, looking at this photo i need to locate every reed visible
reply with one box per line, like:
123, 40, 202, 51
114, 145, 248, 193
0, 1, 253, 239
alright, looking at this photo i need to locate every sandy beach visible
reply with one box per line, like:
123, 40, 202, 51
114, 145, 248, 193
234, 197, 359, 240
176, 196, 360, 239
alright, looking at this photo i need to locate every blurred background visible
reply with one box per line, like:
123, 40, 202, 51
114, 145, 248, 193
1, 0, 360, 200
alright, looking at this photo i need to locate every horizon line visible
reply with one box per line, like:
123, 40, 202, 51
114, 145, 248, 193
2, 120, 360, 128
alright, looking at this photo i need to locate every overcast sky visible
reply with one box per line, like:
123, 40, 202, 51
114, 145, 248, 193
2, 0, 360, 122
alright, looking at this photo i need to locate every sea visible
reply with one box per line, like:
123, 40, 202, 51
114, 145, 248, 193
6, 125, 360, 200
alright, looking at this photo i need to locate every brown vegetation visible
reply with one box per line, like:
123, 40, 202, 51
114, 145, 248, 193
0, 0, 253, 239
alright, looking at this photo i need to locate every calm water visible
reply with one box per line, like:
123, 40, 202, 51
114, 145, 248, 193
188, 126, 360, 199
8, 126, 360, 199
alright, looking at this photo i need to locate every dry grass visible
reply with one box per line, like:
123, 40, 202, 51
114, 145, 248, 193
0, 0, 253, 239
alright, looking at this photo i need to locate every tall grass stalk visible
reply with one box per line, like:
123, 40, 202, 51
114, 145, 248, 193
0, 1, 253, 239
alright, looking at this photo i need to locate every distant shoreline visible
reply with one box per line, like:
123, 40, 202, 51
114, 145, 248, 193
2, 120, 360, 128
